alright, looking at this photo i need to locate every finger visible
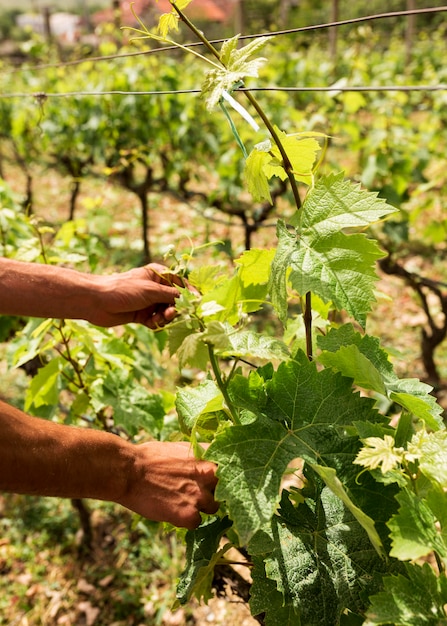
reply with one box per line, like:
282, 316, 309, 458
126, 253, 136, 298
145, 264, 187, 289
200, 492, 220, 515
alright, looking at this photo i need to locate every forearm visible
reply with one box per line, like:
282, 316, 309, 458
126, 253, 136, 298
0, 257, 100, 321
0, 400, 130, 502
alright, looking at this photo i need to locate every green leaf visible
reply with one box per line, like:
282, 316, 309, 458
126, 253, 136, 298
200, 273, 267, 325
317, 324, 394, 379
318, 325, 444, 430
245, 145, 273, 203
234, 248, 276, 286
270, 174, 397, 327
168, 318, 201, 357
206, 352, 386, 544
202, 36, 268, 110
250, 555, 301, 625
364, 562, 447, 625
249, 488, 389, 625
175, 379, 225, 434
413, 430, 447, 487
25, 357, 62, 411
297, 172, 397, 234
176, 331, 210, 371
91, 371, 165, 437
318, 344, 387, 395
387, 489, 447, 562
220, 329, 290, 361
311, 463, 385, 557
264, 127, 321, 185
389, 384, 444, 431
188, 265, 227, 294
176, 516, 233, 604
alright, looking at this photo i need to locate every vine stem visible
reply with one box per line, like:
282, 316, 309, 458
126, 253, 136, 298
172, 3, 303, 211
207, 344, 241, 425
304, 292, 312, 359
174, 2, 311, 357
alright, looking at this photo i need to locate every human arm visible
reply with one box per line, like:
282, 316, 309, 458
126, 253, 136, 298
0, 399, 218, 529
0, 257, 183, 329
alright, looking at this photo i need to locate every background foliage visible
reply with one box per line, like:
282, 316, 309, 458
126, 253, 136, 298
1, 1, 447, 624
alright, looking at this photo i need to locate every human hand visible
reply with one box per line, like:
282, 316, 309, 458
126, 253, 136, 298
119, 441, 219, 529
88, 263, 186, 329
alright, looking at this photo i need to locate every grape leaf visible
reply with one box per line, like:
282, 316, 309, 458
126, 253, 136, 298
318, 344, 387, 395
176, 516, 233, 605
387, 488, 447, 562
175, 379, 224, 434
249, 488, 389, 625
206, 351, 387, 544
317, 324, 394, 379
202, 36, 268, 110
364, 562, 447, 625
234, 248, 276, 286
263, 127, 320, 185
250, 555, 301, 625
413, 430, 447, 487
176, 331, 210, 370
245, 145, 273, 203
311, 464, 384, 556
25, 357, 62, 411
200, 273, 268, 325
296, 172, 397, 233
318, 325, 444, 431
220, 329, 290, 361
270, 174, 397, 327
91, 370, 165, 437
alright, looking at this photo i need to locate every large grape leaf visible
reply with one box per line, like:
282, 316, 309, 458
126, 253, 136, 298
249, 488, 390, 625
270, 173, 397, 327
249, 555, 301, 625
205, 351, 390, 544
364, 562, 447, 625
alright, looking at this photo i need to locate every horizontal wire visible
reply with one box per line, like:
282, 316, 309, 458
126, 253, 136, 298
1, 84, 447, 100
2, 5, 447, 76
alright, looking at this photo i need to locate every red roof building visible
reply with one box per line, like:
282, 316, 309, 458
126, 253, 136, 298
93, 0, 235, 29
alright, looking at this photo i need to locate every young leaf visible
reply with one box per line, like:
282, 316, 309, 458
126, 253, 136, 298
202, 37, 268, 110
235, 248, 276, 286
354, 435, 404, 474
92, 371, 165, 437
219, 329, 290, 361
409, 430, 447, 487
245, 145, 273, 203
25, 357, 62, 411
264, 127, 321, 185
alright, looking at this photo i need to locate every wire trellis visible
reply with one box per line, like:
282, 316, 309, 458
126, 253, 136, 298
2, 84, 447, 100
0, 4, 446, 102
